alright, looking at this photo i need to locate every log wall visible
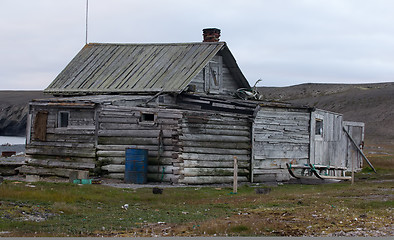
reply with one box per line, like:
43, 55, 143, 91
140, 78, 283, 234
177, 111, 251, 184
96, 105, 183, 183
25, 104, 97, 177
252, 107, 310, 182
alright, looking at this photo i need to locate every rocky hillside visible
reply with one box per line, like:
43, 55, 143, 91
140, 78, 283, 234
0, 91, 49, 136
258, 82, 394, 143
1, 83, 393, 143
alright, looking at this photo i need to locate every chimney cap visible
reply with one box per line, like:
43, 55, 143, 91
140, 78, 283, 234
203, 28, 221, 42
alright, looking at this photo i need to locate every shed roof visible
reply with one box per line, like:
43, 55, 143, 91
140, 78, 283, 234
45, 42, 249, 95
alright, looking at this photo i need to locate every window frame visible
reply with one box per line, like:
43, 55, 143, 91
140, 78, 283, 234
58, 111, 70, 128
139, 112, 157, 126
315, 118, 324, 138
204, 56, 223, 94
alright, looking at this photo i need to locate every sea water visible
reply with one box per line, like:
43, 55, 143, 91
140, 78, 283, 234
0, 136, 26, 145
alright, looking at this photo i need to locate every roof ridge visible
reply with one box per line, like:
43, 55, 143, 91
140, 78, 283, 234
87, 42, 226, 47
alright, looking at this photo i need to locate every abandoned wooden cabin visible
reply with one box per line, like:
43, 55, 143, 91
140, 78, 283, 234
21, 28, 366, 184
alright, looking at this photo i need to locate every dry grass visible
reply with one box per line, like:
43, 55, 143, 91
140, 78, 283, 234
0, 145, 393, 237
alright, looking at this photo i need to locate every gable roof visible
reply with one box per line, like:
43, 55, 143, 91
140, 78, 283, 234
45, 42, 249, 95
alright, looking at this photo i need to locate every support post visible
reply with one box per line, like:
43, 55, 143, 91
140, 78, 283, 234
233, 156, 238, 194
351, 152, 355, 185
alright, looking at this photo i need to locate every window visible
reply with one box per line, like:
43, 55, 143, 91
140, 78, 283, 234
58, 111, 69, 128
140, 113, 155, 122
315, 119, 323, 136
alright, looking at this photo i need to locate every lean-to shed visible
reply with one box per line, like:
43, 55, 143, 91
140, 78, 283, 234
22, 29, 365, 184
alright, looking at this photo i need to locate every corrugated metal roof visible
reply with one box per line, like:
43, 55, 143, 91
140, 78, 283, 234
45, 42, 231, 95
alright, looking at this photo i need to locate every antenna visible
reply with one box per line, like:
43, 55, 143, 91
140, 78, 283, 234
85, 0, 89, 44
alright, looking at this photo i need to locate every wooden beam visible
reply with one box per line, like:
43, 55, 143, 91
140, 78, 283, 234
343, 127, 376, 173
233, 156, 238, 194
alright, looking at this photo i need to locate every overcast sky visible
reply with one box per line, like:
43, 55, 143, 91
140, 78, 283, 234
1, 0, 394, 90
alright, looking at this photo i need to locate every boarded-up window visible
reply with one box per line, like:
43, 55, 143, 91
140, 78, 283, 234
204, 57, 222, 94
33, 111, 48, 141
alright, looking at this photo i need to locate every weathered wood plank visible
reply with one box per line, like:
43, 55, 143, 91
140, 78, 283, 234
253, 125, 309, 132
100, 122, 177, 130
102, 164, 124, 172
45, 133, 95, 143
182, 167, 249, 176
179, 134, 249, 143
97, 150, 174, 158
98, 129, 174, 138
26, 155, 95, 164
180, 123, 249, 131
180, 128, 250, 137
148, 165, 174, 174
179, 176, 248, 184
98, 156, 177, 165
28, 159, 95, 169
46, 128, 96, 135
179, 153, 250, 161
182, 147, 249, 155
254, 137, 309, 144
183, 119, 250, 126
101, 164, 175, 174
16, 165, 73, 178
29, 141, 95, 148
96, 145, 174, 152
26, 146, 96, 158
98, 136, 173, 145
147, 173, 178, 183
180, 141, 250, 149
182, 160, 249, 168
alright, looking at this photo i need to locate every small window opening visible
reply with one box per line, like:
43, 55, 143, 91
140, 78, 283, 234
141, 113, 155, 122
59, 111, 69, 128
315, 119, 323, 135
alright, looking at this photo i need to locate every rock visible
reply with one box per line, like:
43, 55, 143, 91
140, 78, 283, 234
255, 188, 271, 194
153, 187, 163, 194
0, 91, 49, 136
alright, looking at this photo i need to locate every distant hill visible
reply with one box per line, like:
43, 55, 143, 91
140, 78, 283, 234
1, 83, 393, 144
0, 91, 50, 136
258, 82, 394, 143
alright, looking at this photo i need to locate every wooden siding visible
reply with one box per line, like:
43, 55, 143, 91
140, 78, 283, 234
177, 111, 251, 184
24, 96, 365, 184
310, 110, 364, 174
343, 121, 365, 171
97, 105, 251, 184
252, 107, 310, 182
189, 55, 242, 95
96, 105, 183, 183
310, 110, 345, 168
25, 105, 97, 177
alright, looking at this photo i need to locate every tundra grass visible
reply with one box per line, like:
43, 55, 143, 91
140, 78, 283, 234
0, 177, 392, 237
0, 182, 239, 236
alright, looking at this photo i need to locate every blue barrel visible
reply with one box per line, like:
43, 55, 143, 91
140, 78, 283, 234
125, 148, 148, 184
